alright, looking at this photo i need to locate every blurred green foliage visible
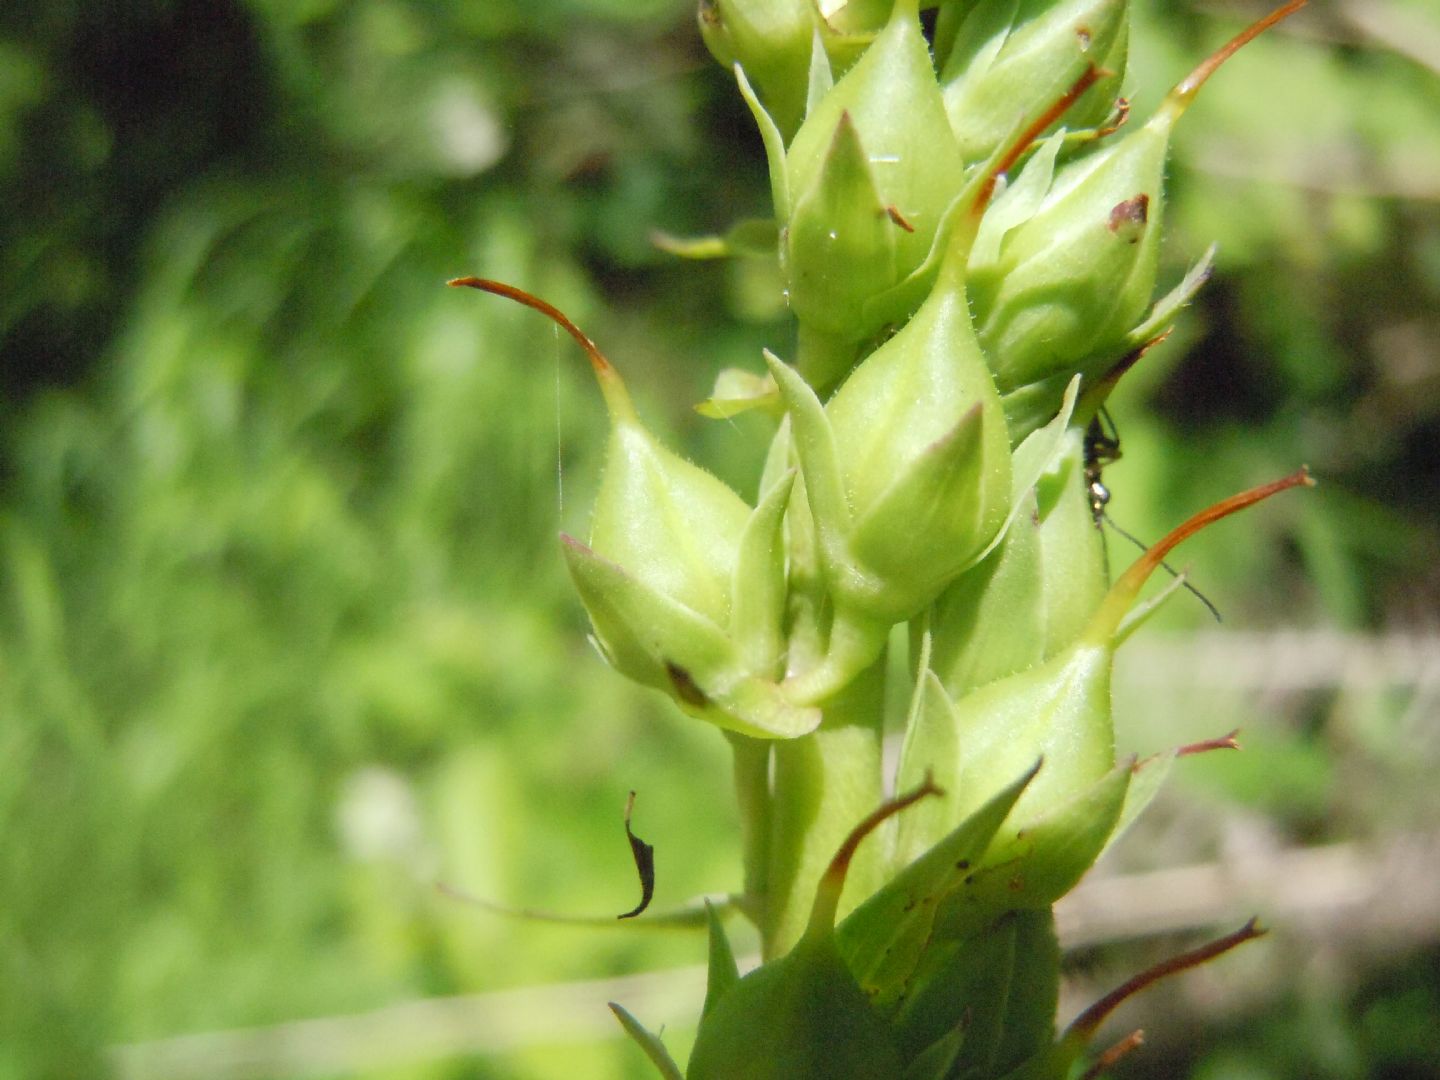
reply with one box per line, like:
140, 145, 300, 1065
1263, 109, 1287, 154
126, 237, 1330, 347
1, 1, 1437, 1078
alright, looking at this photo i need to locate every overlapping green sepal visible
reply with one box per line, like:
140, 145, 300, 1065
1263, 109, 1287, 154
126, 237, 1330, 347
967, 1, 1306, 439
938, 0, 1129, 162
449, 278, 816, 739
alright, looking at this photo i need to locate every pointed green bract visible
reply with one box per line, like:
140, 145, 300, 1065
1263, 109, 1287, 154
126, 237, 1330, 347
837, 763, 1039, 1004
1035, 428, 1108, 655
689, 778, 936, 1078
785, 111, 899, 336
610, 1002, 683, 1080
701, 901, 741, 1019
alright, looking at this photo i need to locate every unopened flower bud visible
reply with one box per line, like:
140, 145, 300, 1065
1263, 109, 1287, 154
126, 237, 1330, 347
778, 0, 966, 389
769, 241, 1015, 702
784, 112, 901, 339
927, 468, 1313, 856
968, 0, 1307, 440
451, 278, 817, 739
939, 0, 1129, 163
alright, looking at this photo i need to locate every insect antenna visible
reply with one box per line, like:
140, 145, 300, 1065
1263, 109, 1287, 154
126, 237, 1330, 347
1084, 410, 1223, 623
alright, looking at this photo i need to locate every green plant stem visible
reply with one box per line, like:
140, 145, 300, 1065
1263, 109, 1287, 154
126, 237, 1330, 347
728, 732, 773, 927
763, 652, 888, 958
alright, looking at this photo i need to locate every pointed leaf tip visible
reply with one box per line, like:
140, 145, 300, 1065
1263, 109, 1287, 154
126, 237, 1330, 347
1066, 918, 1266, 1041
610, 1002, 684, 1080
449, 275, 635, 419
1079, 1030, 1146, 1080
1091, 467, 1312, 643
1166, 0, 1309, 116
1177, 728, 1242, 757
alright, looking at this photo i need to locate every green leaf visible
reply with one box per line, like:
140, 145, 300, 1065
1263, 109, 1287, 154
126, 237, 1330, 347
1099, 750, 1175, 859
687, 932, 904, 1079
903, 1021, 967, 1080
702, 900, 741, 1019
892, 668, 962, 866
734, 62, 791, 220
962, 757, 1132, 912
893, 909, 1060, 1075
947, 642, 1114, 835
651, 218, 779, 260
694, 367, 781, 420
836, 761, 1039, 1006
1123, 243, 1216, 346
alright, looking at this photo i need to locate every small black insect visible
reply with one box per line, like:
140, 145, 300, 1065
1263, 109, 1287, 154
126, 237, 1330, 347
1083, 412, 1123, 527
1083, 410, 1221, 622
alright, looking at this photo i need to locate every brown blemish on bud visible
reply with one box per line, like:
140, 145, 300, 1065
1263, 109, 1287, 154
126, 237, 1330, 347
886, 205, 916, 233
1076, 26, 1092, 51
665, 661, 710, 708
1108, 194, 1150, 241
698, 0, 720, 28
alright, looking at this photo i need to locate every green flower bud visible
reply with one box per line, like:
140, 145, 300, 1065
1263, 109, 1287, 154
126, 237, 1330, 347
451, 278, 817, 739
784, 111, 901, 345
968, 0, 1307, 439
780, 0, 967, 388
923, 378, 1085, 698
968, 131, 1164, 438
917, 468, 1313, 852
767, 241, 1015, 703
699, 0, 815, 139
938, 0, 1129, 163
